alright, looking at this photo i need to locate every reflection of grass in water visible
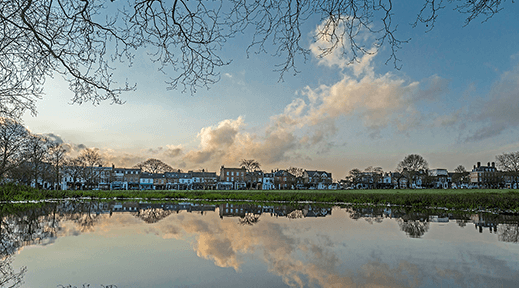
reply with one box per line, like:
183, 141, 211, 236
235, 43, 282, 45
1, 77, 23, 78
2, 183, 519, 212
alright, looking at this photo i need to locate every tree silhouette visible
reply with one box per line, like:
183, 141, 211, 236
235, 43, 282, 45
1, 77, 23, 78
0, 256, 26, 288
132, 208, 173, 224
397, 154, 428, 188
133, 158, 174, 174
498, 223, 519, 243
496, 152, 519, 187
1, 0, 513, 117
239, 159, 260, 189
0, 118, 30, 181
238, 213, 260, 225
397, 219, 430, 238
47, 142, 68, 189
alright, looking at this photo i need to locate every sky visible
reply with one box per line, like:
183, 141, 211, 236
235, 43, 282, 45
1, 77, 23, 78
21, 1, 519, 180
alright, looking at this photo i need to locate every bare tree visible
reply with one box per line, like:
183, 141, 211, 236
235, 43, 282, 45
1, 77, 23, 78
0, 118, 29, 181
240, 159, 261, 189
452, 164, 469, 187
240, 159, 261, 171
133, 158, 174, 174
25, 134, 49, 188
78, 148, 104, 189
496, 152, 519, 187
287, 167, 304, 178
397, 154, 428, 188
63, 156, 84, 190
1, 0, 513, 117
348, 168, 363, 188
47, 142, 67, 189
364, 166, 383, 189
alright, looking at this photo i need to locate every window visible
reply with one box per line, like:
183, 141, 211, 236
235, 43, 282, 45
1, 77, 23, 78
231, 177, 234, 181
226, 177, 229, 181
241, 172, 244, 176
227, 172, 229, 175
231, 172, 234, 176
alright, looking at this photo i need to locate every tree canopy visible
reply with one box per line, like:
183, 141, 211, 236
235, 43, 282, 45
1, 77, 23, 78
133, 158, 174, 174
239, 159, 261, 172
1, 0, 513, 118
397, 154, 428, 187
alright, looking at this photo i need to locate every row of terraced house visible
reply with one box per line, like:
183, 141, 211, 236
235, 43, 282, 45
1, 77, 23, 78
17, 160, 519, 190
53, 165, 334, 191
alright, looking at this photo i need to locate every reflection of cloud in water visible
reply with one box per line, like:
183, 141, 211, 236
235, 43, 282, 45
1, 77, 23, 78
150, 213, 519, 288
24, 208, 517, 288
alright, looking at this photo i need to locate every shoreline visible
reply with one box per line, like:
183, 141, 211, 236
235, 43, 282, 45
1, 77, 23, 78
2, 184, 519, 213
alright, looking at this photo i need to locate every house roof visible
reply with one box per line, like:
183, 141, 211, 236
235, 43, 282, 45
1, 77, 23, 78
273, 170, 295, 177
305, 170, 330, 177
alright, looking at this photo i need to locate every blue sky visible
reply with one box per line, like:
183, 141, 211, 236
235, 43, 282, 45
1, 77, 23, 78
22, 2, 519, 179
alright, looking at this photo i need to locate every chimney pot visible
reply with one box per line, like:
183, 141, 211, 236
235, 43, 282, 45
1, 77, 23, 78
492, 162, 495, 167
487, 162, 490, 167
477, 162, 481, 167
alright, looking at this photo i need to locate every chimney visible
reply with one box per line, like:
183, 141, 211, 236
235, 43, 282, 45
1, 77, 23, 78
473, 165, 476, 170
477, 162, 481, 168
487, 162, 490, 167
492, 162, 495, 167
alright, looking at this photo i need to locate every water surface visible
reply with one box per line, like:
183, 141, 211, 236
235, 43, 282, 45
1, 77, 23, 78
2, 202, 519, 287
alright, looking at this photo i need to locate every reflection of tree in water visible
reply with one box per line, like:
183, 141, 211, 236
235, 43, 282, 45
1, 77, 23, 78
397, 219, 430, 238
498, 224, 519, 243
0, 255, 26, 288
346, 207, 385, 224
1, 204, 62, 257
65, 202, 103, 232
238, 213, 260, 225
132, 209, 173, 224
58, 285, 117, 288
456, 219, 468, 228
364, 216, 384, 225
287, 210, 303, 220
0, 205, 60, 288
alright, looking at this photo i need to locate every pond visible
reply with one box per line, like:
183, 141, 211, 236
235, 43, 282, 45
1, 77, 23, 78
2, 201, 519, 287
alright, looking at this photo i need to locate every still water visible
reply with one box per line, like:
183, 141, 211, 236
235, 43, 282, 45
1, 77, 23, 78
2, 201, 519, 287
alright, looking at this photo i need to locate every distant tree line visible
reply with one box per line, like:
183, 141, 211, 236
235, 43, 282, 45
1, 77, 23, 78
2, 118, 519, 190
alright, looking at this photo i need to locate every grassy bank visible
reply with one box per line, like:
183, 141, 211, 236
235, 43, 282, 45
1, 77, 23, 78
2, 184, 519, 212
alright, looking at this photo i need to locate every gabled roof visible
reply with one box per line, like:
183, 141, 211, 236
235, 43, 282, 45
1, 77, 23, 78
273, 170, 295, 177
305, 170, 330, 177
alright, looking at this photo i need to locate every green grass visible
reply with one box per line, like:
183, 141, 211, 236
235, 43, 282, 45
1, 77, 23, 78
2, 184, 519, 212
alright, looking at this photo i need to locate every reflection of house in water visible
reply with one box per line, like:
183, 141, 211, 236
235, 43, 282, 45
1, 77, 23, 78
219, 203, 262, 218
429, 215, 449, 223
217, 203, 332, 219
471, 213, 499, 234
189, 203, 216, 215
303, 206, 332, 217
112, 202, 139, 212
110, 202, 216, 216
